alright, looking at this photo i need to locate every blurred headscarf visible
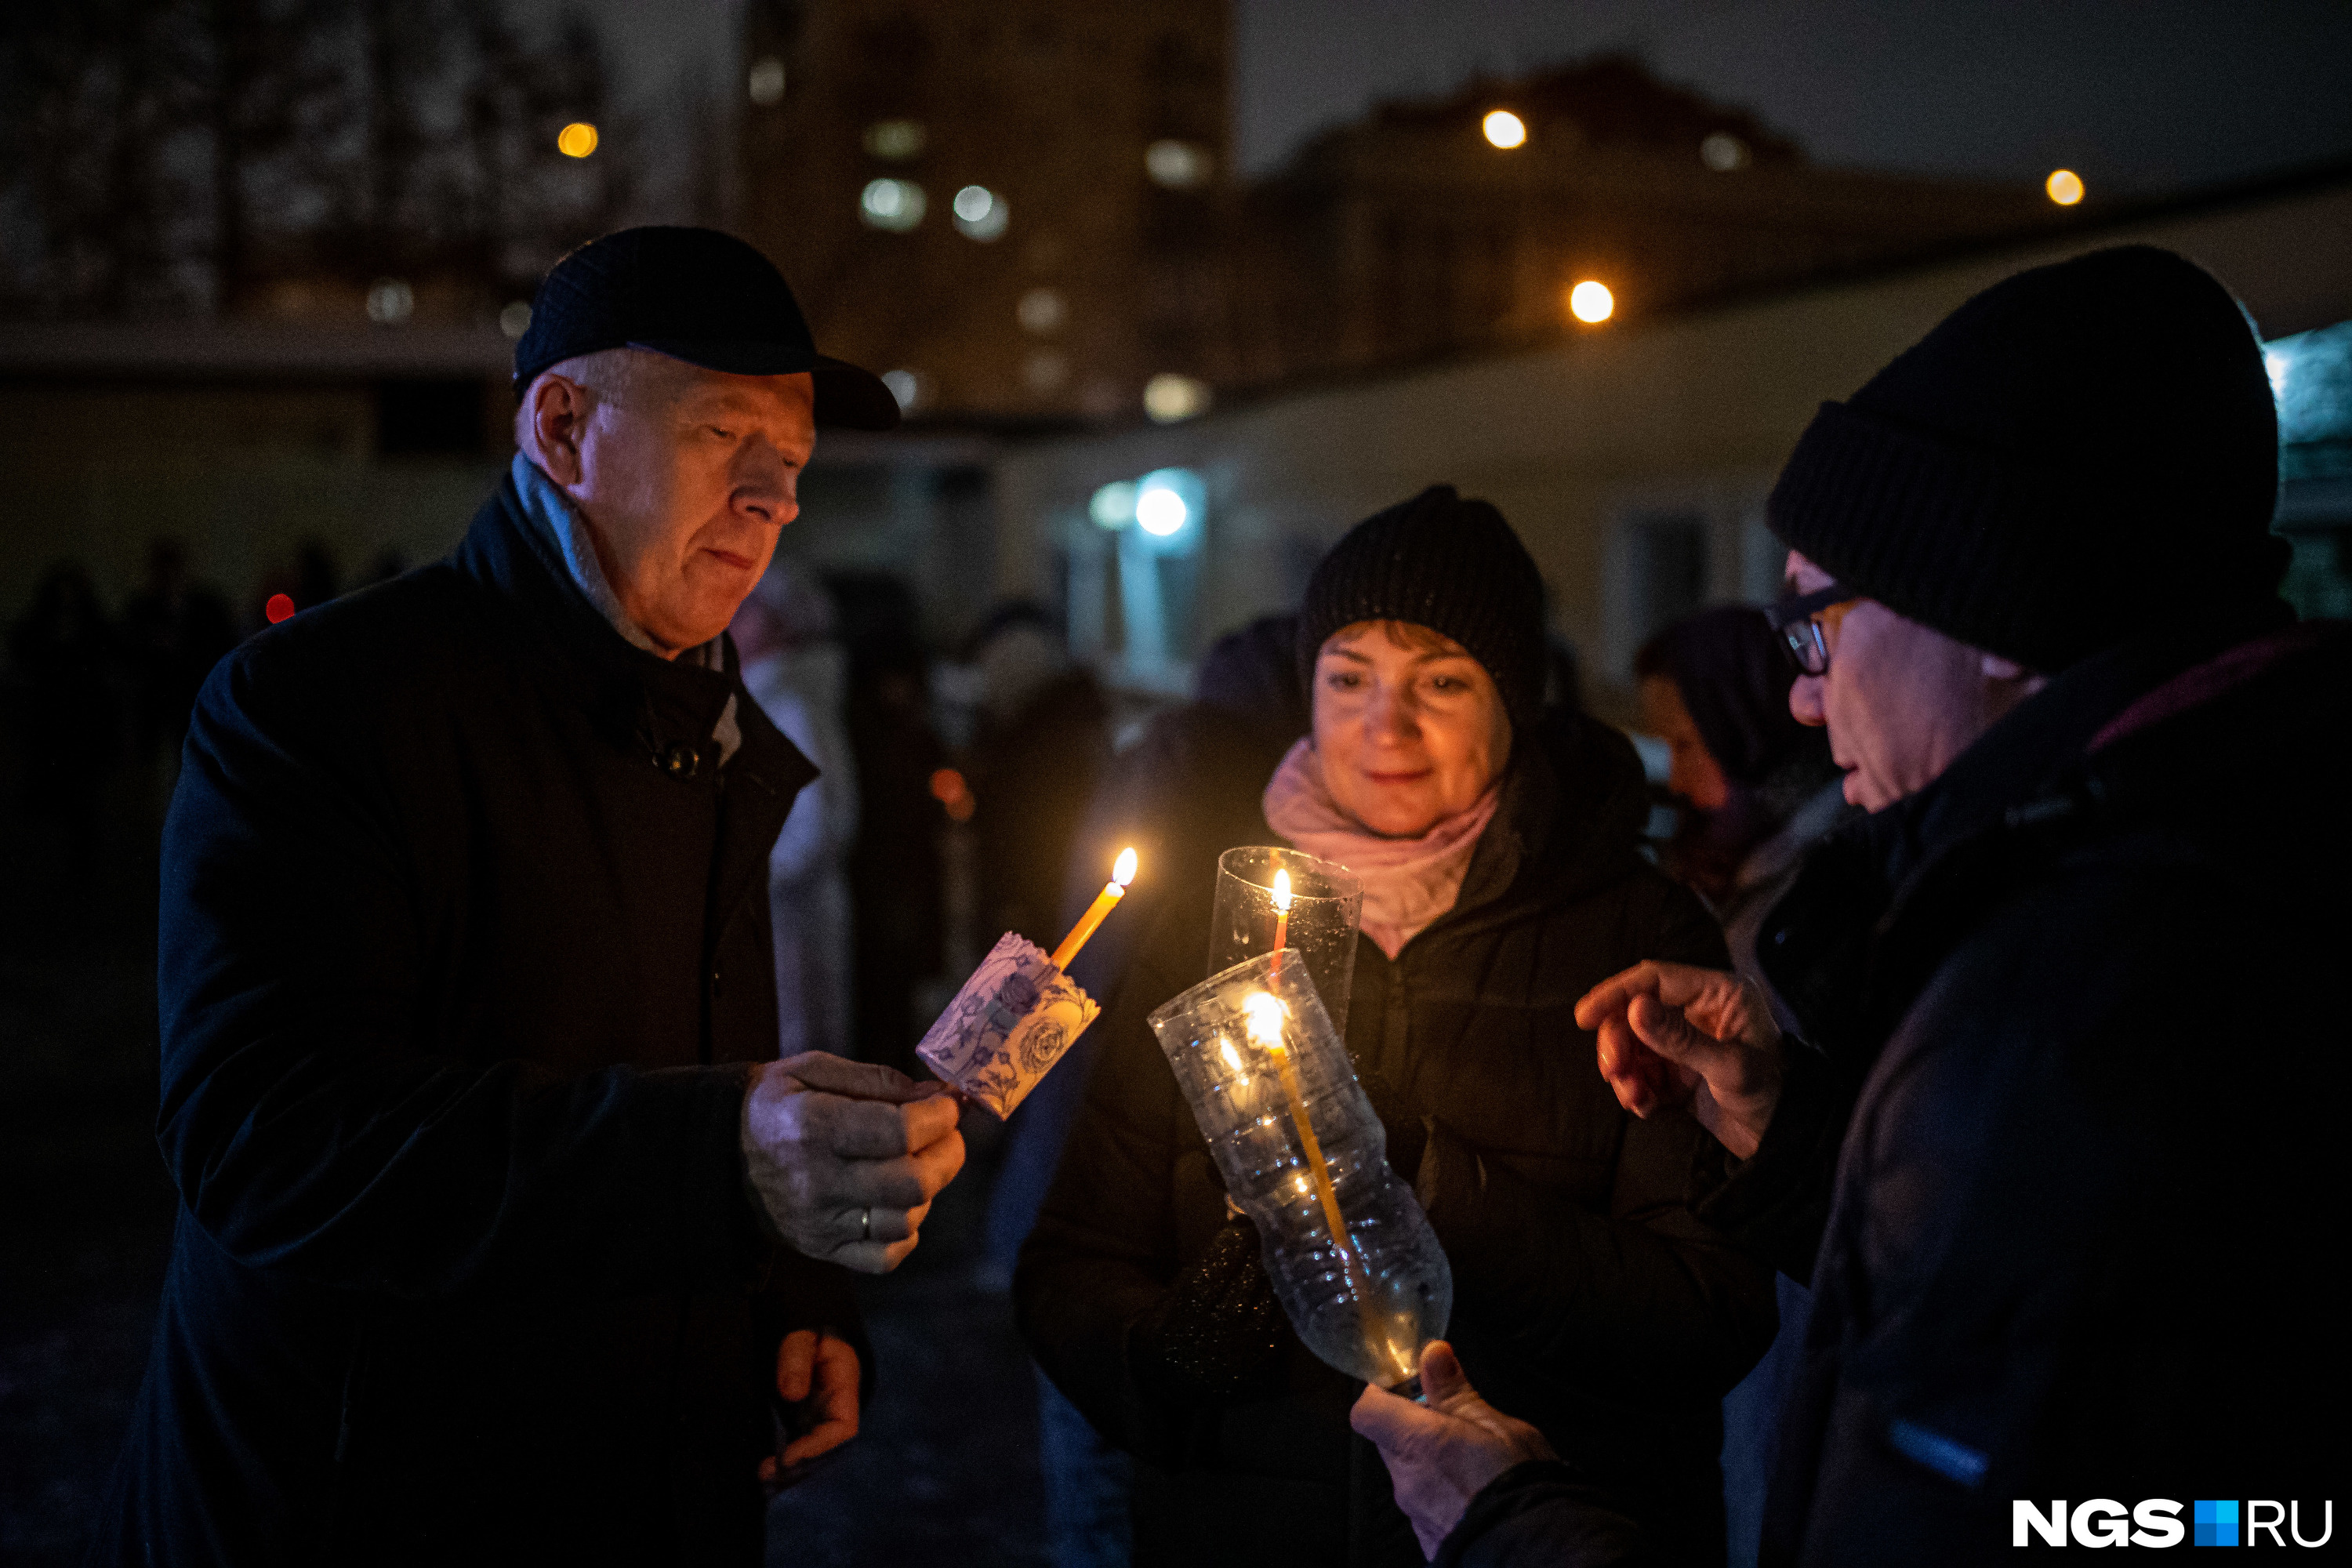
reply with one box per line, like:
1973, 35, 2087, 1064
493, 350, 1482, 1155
1634, 605, 1825, 788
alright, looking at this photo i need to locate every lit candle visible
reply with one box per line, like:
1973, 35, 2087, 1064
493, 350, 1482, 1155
1243, 993, 1370, 1308
1049, 847, 1138, 971
1271, 869, 1293, 955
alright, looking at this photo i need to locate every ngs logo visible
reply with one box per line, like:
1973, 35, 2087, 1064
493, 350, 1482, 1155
2013, 1499, 2334, 1548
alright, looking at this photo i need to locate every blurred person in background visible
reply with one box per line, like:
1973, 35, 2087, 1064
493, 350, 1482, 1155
735, 560, 859, 1058
985, 612, 1308, 1568
962, 602, 1113, 958
92, 228, 967, 1567
6, 561, 122, 878
1363, 247, 2347, 1566
1018, 488, 1775, 1568
1634, 604, 1850, 1567
1635, 605, 1848, 1030
120, 539, 238, 785
829, 571, 949, 1074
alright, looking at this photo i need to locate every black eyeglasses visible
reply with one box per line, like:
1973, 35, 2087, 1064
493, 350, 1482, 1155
1766, 583, 1861, 676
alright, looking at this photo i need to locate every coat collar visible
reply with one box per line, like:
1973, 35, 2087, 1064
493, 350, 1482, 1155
1759, 601, 2297, 1054
449, 470, 817, 802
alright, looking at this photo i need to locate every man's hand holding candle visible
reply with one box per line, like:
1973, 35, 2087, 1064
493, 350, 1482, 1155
1574, 960, 1784, 1160
1351, 1340, 1559, 1559
742, 1053, 967, 1274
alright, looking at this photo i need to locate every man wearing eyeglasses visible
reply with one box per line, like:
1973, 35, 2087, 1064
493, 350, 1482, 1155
1352, 245, 2347, 1564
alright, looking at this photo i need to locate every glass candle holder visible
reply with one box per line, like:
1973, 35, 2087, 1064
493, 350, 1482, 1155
1207, 847, 1364, 1040
1148, 949, 1451, 1389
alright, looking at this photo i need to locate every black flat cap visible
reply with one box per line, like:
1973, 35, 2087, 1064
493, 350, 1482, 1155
514, 226, 901, 430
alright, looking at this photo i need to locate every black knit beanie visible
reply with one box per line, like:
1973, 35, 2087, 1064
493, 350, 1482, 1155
1767, 245, 2286, 672
1296, 485, 1547, 728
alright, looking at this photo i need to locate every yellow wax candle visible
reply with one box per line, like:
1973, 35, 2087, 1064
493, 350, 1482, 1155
1270, 869, 1293, 963
1049, 847, 1138, 971
1243, 993, 1370, 1307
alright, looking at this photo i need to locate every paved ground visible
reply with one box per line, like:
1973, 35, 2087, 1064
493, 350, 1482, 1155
0, 786, 1049, 1566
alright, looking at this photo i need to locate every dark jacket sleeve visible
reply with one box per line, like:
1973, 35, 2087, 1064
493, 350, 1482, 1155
1435, 1461, 1661, 1568
1418, 876, 1781, 1408
1686, 1036, 1853, 1284
154, 633, 768, 1301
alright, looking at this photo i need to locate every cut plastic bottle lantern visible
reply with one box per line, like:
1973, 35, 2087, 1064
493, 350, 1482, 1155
1148, 949, 1451, 1388
1209, 847, 1363, 1038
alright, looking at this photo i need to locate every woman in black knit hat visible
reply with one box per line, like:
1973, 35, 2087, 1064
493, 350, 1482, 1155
1017, 485, 1776, 1568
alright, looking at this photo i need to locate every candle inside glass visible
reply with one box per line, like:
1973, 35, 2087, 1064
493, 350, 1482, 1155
1148, 949, 1451, 1389
1208, 848, 1362, 1037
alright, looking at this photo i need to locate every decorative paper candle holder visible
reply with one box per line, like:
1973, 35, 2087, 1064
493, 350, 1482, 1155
916, 932, 1100, 1120
1147, 949, 1451, 1389
1208, 847, 1364, 1040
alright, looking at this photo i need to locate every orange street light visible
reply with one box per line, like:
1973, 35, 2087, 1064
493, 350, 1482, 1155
1569, 280, 1614, 324
1482, 110, 1527, 149
2045, 169, 2084, 205
557, 122, 599, 158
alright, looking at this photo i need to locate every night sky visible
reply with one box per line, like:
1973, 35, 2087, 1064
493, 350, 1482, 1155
548, 0, 2352, 211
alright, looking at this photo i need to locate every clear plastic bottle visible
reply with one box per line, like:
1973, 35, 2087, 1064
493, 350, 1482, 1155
1148, 949, 1451, 1389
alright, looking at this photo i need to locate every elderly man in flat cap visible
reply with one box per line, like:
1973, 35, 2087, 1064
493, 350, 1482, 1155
92, 228, 964, 1566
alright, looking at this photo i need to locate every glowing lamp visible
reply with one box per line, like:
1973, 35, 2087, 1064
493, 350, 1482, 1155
1482, 110, 1527, 150
1570, 280, 1614, 324
2046, 169, 2084, 205
557, 122, 598, 158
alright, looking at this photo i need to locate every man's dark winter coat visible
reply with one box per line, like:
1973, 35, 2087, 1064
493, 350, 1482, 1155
92, 474, 857, 1566
1435, 616, 2350, 1568
1017, 715, 1778, 1568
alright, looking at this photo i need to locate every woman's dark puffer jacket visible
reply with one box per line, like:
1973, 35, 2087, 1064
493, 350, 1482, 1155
1016, 713, 1780, 1568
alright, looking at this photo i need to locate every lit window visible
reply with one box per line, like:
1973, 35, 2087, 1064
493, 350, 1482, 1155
498, 301, 532, 339
1018, 288, 1065, 334
747, 57, 786, 107
1145, 139, 1212, 188
2045, 169, 2085, 205
1142, 372, 1210, 423
557, 122, 598, 158
1569, 280, 1613, 324
1090, 481, 1138, 530
365, 278, 414, 325
861, 178, 926, 231
863, 119, 927, 160
1700, 132, 1749, 172
953, 185, 1007, 241
880, 368, 928, 411
1482, 110, 1526, 150
1024, 351, 1069, 392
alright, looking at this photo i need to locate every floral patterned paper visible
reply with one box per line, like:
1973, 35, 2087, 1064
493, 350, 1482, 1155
916, 931, 1100, 1119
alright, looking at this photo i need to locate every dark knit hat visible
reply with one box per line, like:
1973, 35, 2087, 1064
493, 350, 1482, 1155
1297, 485, 1547, 728
1766, 245, 2286, 671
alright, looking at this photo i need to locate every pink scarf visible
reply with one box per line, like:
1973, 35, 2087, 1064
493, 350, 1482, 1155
1261, 738, 1502, 959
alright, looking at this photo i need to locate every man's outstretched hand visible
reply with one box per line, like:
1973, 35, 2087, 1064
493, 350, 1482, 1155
1351, 1341, 1556, 1559
1574, 961, 1784, 1160
742, 1053, 966, 1273
760, 1328, 861, 1490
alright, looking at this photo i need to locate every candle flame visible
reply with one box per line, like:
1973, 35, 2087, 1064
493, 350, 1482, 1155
1112, 847, 1138, 887
1243, 991, 1287, 1047
1272, 868, 1293, 912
